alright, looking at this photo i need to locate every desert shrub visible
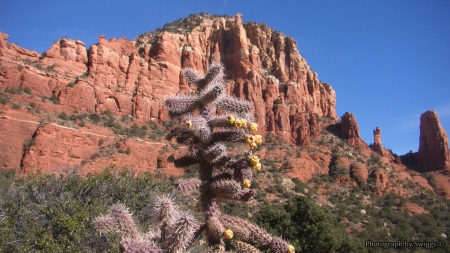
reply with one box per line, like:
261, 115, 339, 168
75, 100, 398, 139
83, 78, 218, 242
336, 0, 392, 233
58, 112, 68, 120
50, 94, 59, 104
255, 196, 365, 253
89, 113, 101, 124
11, 103, 21, 110
424, 173, 436, 188
23, 86, 32, 95
0, 166, 171, 252
126, 123, 147, 138
5, 86, 23, 94
0, 92, 9, 105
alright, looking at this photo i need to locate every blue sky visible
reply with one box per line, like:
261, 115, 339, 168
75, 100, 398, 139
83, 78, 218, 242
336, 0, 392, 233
1, 0, 449, 155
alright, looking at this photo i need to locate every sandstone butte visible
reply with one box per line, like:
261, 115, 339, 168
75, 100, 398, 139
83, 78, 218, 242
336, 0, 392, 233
0, 13, 449, 198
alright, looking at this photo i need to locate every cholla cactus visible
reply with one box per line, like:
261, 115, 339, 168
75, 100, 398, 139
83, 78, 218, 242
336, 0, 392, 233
165, 62, 294, 252
94, 196, 198, 253
94, 62, 294, 253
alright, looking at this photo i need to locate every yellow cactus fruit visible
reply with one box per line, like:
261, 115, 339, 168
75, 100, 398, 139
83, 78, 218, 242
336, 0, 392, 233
227, 115, 235, 124
242, 179, 251, 188
287, 244, 295, 253
245, 135, 255, 144
185, 120, 193, 128
253, 162, 262, 171
248, 142, 257, 149
165, 134, 173, 141
249, 155, 259, 166
234, 119, 243, 128
223, 229, 233, 239
249, 122, 258, 132
240, 119, 247, 128
254, 134, 262, 144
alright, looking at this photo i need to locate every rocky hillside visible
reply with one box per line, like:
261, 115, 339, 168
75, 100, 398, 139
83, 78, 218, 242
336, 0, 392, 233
0, 13, 449, 201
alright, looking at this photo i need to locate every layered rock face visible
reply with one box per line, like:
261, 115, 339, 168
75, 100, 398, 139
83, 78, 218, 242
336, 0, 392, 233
416, 110, 450, 171
1, 13, 336, 147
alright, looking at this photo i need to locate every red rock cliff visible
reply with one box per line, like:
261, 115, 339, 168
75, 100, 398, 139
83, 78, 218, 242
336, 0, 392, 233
416, 110, 450, 172
0, 13, 336, 142
0, 13, 338, 172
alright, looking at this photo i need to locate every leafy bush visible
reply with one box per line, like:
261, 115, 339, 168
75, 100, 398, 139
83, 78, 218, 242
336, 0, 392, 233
254, 196, 365, 253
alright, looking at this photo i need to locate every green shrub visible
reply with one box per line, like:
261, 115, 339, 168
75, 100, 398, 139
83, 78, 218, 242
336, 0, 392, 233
58, 112, 69, 120
24, 86, 32, 95
5, 86, 23, 94
0, 166, 171, 252
89, 113, 101, 124
0, 92, 9, 105
254, 196, 365, 252
50, 94, 59, 104
11, 103, 21, 110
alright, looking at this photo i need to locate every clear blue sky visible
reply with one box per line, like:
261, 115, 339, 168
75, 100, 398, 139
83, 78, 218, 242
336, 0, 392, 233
1, 0, 449, 155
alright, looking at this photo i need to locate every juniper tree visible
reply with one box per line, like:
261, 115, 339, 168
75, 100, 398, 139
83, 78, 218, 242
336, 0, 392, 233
94, 62, 295, 253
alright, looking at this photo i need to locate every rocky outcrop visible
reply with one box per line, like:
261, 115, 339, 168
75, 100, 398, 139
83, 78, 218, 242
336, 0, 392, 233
373, 127, 382, 154
401, 203, 429, 216
350, 162, 369, 183
290, 111, 321, 146
339, 112, 370, 153
0, 31, 40, 61
21, 123, 98, 173
416, 110, 450, 171
401, 110, 450, 173
371, 169, 389, 195
283, 153, 329, 182
372, 126, 404, 165
0, 107, 41, 170
40, 38, 88, 77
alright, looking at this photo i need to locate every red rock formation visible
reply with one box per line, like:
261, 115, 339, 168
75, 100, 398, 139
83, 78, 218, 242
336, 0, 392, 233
1, 13, 337, 134
371, 169, 389, 195
283, 153, 329, 182
40, 38, 88, 77
290, 111, 321, 146
21, 123, 98, 173
340, 112, 370, 153
0, 13, 339, 173
373, 127, 382, 154
0, 107, 41, 169
372, 126, 404, 166
401, 203, 429, 216
0, 31, 40, 61
416, 110, 450, 172
411, 175, 434, 192
350, 162, 369, 183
